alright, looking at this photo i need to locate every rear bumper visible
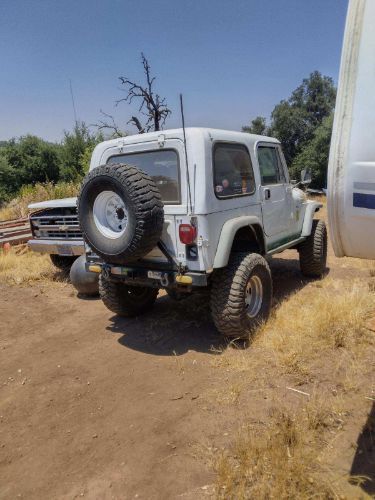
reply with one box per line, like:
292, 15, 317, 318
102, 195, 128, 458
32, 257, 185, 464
28, 239, 85, 256
87, 261, 209, 288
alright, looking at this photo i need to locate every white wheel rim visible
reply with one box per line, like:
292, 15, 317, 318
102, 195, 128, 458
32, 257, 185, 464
93, 191, 128, 239
245, 275, 263, 318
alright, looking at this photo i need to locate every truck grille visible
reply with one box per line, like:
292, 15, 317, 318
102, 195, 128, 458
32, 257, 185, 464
30, 207, 82, 240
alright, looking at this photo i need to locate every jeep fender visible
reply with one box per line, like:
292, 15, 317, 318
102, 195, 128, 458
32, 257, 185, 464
301, 201, 323, 237
213, 216, 264, 269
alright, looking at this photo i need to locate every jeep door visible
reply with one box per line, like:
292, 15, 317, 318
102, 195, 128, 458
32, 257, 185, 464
257, 143, 293, 238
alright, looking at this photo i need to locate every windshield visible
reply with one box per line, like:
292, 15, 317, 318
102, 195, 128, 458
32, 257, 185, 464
107, 149, 180, 204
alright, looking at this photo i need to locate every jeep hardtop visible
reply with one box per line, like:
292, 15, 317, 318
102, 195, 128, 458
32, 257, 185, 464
78, 127, 327, 338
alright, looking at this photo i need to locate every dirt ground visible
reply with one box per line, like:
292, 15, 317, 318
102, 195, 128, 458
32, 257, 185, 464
1, 226, 374, 499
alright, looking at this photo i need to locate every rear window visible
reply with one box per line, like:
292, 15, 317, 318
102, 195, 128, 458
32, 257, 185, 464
213, 143, 255, 198
107, 149, 180, 204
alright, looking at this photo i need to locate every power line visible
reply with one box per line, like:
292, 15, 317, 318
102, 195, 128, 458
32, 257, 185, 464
69, 79, 78, 125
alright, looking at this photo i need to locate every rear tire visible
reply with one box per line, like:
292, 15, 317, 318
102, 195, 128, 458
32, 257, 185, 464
210, 252, 272, 339
166, 288, 189, 301
298, 219, 327, 278
99, 274, 158, 317
50, 254, 77, 271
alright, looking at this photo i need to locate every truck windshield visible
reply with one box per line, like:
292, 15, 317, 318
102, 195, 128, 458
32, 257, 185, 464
107, 149, 180, 204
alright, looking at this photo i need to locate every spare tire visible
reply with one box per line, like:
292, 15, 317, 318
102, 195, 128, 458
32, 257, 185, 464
77, 163, 164, 264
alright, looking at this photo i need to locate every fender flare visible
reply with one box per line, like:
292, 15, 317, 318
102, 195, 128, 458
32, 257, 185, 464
213, 216, 264, 269
301, 201, 323, 237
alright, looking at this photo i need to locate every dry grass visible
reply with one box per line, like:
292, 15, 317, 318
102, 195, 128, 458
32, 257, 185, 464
0, 247, 56, 284
211, 277, 375, 498
0, 204, 18, 221
0, 181, 79, 221
215, 398, 343, 500
213, 279, 374, 381
258, 279, 374, 365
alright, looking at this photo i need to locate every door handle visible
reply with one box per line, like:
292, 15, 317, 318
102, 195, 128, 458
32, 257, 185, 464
264, 188, 271, 200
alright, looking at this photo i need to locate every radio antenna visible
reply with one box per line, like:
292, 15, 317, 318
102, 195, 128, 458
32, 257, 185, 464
180, 94, 193, 214
69, 79, 78, 126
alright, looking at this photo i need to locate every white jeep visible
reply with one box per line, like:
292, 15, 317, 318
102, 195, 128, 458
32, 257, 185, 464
78, 128, 327, 338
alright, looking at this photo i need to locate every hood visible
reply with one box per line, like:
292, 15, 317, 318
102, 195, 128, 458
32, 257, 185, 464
28, 197, 77, 210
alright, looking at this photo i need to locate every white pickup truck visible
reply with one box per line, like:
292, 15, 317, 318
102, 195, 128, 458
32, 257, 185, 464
28, 197, 84, 270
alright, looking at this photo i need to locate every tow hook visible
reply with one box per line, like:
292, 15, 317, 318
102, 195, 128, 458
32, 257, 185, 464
160, 273, 169, 287
101, 265, 111, 279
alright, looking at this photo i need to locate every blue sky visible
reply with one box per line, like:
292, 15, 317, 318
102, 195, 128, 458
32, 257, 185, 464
0, 0, 348, 142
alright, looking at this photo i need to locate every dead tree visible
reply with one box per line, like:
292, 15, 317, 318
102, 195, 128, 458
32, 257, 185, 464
116, 53, 171, 133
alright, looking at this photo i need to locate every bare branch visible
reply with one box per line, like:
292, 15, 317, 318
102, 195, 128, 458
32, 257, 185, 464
127, 116, 145, 134
117, 53, 171, 132
91, 110, 125, 138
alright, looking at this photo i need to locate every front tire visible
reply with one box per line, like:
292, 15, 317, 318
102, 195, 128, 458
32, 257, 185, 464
99, 274, 158, 317
210, 253, 272, 339
298, 219, 327, 278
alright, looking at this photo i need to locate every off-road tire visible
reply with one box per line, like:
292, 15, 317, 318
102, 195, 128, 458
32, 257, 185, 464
166, 288, 188, 301
298, 219, 327, 278
77, 163, 164, 265
50, 254, 77, 271
210, 253, 272, 339
99, 274, 159, 317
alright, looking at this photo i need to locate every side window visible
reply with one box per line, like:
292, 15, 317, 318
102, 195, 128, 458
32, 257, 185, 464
258, 145, 286, 185
277, 146, 290, 183
213, 143, 255, 198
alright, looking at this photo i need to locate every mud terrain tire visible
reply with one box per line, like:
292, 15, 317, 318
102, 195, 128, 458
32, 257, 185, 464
99, 274, 159, 317
210, 253, 272, 339
298, 219, 327, 278
166, 289, 189, 301
78, 163, 164, 264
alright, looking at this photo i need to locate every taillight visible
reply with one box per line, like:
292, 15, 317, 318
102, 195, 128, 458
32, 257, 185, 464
179, 224, 197, 245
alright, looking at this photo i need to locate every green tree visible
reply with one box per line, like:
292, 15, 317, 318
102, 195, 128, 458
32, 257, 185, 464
242, 116, 268, 135
0, 136, 61, 201
0, 152, 15, 202
243, 71, 336, 187
290, 114, 334, 188
270, 71, 336, 165
78, 132, 104, 175
60, 122, 98, 181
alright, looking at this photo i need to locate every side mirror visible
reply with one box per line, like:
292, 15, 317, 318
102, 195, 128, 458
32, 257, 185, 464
300, 168, 312, 185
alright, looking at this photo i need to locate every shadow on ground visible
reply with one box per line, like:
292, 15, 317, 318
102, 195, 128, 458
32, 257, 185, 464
107, 292, 223, 356
350, 402, 375, 495
105, 254, 320, 356
269, 254, 325, 304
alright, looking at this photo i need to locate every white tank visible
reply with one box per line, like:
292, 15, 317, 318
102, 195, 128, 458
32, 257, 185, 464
327, 0, 375, 259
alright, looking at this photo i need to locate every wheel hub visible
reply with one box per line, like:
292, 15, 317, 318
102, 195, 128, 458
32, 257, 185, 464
93, 191, 128, 239
245, 275, 263, 318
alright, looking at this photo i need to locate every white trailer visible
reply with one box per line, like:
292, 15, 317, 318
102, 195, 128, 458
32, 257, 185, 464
328, 0, 375, 260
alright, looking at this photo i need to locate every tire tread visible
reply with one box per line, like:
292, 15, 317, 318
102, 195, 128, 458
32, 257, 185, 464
298, 219, 327, 277
210, 253, 272, 338
99, 274, 158, 317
